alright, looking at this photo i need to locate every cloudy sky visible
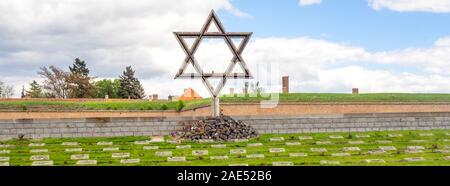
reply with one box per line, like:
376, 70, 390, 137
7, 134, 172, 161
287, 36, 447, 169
1, 0, 450, 98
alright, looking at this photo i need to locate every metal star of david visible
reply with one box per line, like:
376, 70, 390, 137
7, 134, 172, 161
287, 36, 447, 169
173, 9, 253, 98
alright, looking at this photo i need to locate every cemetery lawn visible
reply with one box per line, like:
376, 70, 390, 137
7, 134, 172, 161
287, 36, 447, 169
1, 129, 450, 166
2, 93, 450, 111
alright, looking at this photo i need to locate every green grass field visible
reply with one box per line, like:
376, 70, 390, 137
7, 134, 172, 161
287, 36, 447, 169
1, 129, 450, 166
2, 93, 450, 111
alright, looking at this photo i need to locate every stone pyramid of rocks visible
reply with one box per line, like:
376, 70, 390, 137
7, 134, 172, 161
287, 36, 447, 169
172, 115, 258, 141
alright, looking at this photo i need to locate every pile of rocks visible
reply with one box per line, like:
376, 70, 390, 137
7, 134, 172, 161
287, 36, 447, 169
171, 116, 258, 141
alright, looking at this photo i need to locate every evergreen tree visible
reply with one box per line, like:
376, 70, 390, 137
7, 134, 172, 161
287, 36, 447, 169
67, 58, 96, 98
118, 66, 145, 99
26, 80, 44, 98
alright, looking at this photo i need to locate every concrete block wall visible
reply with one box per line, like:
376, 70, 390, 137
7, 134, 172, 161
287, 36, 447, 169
1, 112, 450, 140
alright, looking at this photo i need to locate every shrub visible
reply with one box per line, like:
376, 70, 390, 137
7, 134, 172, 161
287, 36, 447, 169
160, 104, 168, 110
176, 100, 185, 112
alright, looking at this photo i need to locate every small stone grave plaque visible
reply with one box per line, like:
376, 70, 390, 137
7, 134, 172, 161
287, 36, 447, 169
71, 154, 89, 160
332, 153, 350, 157
31, 161, 53, 166
442, 139, 450, 142
343, 147, 360, 151
311, 148, 327, 152
272, 162, 293, 166
192, 150, 208, 156
0, 144, 11, 148
365, 159, 385, 163
143, 146, 159, 150
368, 149, 386, 155
379, 146, 396, 151
30, 149, 48, 153
103, 147, 119, 151
198, 139, 214, 143
270, 137, 285, 142
149, 136, 164, 142
410, 140, 427, 143
62, 142, 79, 146
167, 156, 186, 162
329, 135, 344, 139
97, 141, 113, 146
435, 149, 450, 153
289, 153, 308, 157
286, 142, 301, 146
29, 143, 45, 147
446, 133, 450, 136
120, 158, 140, 164
376, 140, 392, 144
30, 155, 49, 161
445, 146, 450, 149
404, 157, 425, 162
388, 134, 402, 137
407, 146, 425, 150
320, 160, 340, 165
228, 164, 248, 166
134, 141, 149, 145
348, 141, 365, 144
233, 139, 249, 142
247, 143, 263, 147
76, 160, 97, 165
230, 149, 247, 154
65, 148, 82, 152
0, 157, 9, 161
176, 145, 191, 149
0, 162, 9, 166
0, 150, 10, 154
356, 134, 370, 138
444, 156, 450, 161
155, 151, 172, 157
298, 136, 313, 140
246, 154, 264, 158
112, 153, 130, 158
210, 156, 229, 160
269, 148, 285, 153
166, 140, 181, 144
316, 141, 332, 145
419, 133, 433, 137
211, 144, 226, 148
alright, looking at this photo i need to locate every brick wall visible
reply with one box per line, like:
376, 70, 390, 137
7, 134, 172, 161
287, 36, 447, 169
1, 112, 450, 140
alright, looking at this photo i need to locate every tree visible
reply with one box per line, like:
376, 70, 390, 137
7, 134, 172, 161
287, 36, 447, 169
67, 58, 96, 98
26, 80, 44, 98
0, 80, 14, 98
95, 79, 121, 98
38, 66, 69, 98
118, 66, 145, 99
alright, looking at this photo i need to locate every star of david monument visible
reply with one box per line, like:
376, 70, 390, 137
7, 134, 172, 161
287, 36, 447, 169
174, 10, 253, 117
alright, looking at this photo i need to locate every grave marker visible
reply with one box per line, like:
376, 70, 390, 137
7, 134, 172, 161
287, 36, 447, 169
289, 153, 308, 157
320, 160, 340, 165
298, 136, 313, 140
388, 134, 402, 137
149, 136, 164, 142
230, 149, 247, 154
62, 142, 79, 146
210, 156, 229, 160
365, 159, 385, 163
0, 157, 9, 161
316, 141, 332, 145
331, 153, 350, 157
65, 148, 83, 152
134, 141, 149, 145
30, 155, 49, 161
286, 142, 301, 146
76, 160, 97, 165
211, 144, 226, 148
97, 141, 113, 146
143, 146, 159, 150
71, 154, 89, 160
246, 154, 265, 158
155, 151, 172, 157
176, 145, 191, 149
379, 146, 396, 151
272, 162, 293, 166
311, 148, 327, 152
103, 147, 119, 151
343, 147, 360, 151
269, 148, 285, 153
112, 153, 130, 158
29, 143, 45, 147
229, 164, 248, 166
121, 158, 140, 164
407, 146, 425, 150
348, 141, 365, 144
419, 133, 433, 137
0, 162, 9, 166
192, 150, 208, 156
376, 140, 392, 144
247, 143, 263, 147
167, 157, 186, 162
329, 135, 344, 139
356, 134, 370, 138
0, 150, 10, 154
404, 157, 425, 162
30, 149, 48, 153
31, 161, 53, 166
270, 137, 285, 142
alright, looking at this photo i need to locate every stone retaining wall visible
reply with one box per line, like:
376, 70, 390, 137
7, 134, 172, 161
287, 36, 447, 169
1, 112, 450, 140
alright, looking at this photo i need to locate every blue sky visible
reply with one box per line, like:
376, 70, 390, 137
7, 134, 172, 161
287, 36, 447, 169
219, 0, 450, 52
1, 0, 450, 97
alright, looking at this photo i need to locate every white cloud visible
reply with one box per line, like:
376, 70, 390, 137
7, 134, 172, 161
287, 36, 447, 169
298, 0, 322, 6
1, 0, 450, 98
368, 0, 450, 13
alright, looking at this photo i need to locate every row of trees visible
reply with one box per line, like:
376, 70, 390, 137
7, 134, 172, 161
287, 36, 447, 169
0, 80, 14, 98
22, 58, 146, 99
